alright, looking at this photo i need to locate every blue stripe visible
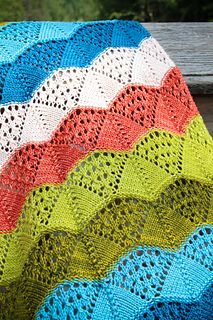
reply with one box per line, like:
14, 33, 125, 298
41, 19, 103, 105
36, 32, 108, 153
0, 22, 82, 63
136, 283, 213, 320
0, 20, 150, 104
36, 225, 213, 320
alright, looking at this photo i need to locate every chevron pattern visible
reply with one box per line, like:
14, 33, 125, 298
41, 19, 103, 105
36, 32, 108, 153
0, 20, 212, 320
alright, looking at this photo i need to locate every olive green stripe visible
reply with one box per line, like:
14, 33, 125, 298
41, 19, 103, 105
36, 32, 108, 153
0, 178, 212, 287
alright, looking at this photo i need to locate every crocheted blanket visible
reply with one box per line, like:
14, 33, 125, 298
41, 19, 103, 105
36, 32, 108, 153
0, 20, 212, 319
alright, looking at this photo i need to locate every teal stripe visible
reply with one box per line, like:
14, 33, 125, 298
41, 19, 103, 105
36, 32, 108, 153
0, 22, 82, 63
0, 20, 150, 104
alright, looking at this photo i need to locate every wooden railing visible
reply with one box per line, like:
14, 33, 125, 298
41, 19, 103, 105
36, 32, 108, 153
144, 22, 213, 136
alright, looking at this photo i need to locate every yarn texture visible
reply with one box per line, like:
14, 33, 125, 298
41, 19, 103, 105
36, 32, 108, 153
0, 20, 212, 319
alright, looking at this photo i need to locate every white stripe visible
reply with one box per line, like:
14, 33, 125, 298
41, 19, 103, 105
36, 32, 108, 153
0, 37, 175, 169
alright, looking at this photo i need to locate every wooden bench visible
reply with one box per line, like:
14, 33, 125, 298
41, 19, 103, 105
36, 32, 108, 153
144, 22, 213, 136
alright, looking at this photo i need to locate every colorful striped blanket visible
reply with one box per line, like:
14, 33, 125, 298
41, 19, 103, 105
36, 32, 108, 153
0, 20, 212, 319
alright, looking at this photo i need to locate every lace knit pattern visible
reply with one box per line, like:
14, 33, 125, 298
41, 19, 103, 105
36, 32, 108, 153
0, 20, 212, 320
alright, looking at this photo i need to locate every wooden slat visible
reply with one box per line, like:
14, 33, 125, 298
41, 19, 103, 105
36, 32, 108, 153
143, 23, 213, 95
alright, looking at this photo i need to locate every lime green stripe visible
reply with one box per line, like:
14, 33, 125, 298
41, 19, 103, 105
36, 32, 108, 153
0, 115, 212, 284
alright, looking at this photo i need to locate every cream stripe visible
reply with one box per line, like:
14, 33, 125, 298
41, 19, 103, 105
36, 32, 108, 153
0, 37, 175, 169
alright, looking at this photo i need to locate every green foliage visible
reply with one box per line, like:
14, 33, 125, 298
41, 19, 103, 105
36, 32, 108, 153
24, 0, 68, 20
177, 0, 213, 22
99, 0, 213, 22
24, 0, 100, 21
0, 0, 212, 22
0, 0, 25, 21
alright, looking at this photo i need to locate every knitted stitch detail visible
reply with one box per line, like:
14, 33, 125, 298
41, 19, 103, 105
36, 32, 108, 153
0, 225, 212, 319
1, 115, 212, 232
0, 20, 150, 104
1, 178, 212, 282
0, 67, 201, 231
135, 283, 213, 320
0, 20, 212, 320
0, 22, 81, 64
0, 37, 175, 167
34, 225, 212, 320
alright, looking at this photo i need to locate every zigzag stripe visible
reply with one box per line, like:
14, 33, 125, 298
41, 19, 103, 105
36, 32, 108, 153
36, 281, 213, 320
0, 22, 82, 64
0, 177, 211, 287
0, 20, 150, 104
0, 72, 202, 232
135, 283, 213, 320
0, 20, 212, 320
1, 225, 210, 319
0, 37, 175, 167
35, 225, 213, 320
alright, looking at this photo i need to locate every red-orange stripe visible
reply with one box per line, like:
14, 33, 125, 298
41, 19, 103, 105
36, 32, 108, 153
0, 67, 198, 231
